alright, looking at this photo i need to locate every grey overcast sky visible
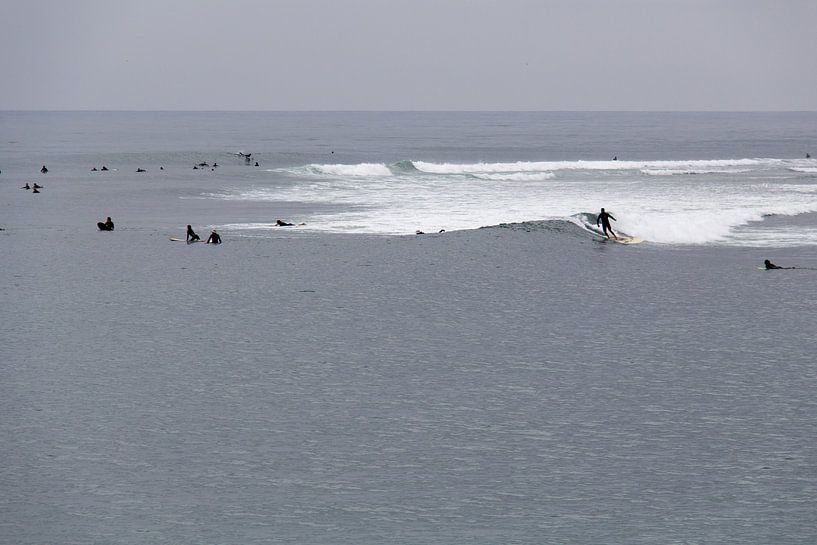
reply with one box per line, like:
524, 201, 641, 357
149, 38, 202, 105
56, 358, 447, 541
1, 0, 815, 111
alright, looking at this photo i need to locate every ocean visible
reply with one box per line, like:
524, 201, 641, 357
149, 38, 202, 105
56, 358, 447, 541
2, 111, 817, 544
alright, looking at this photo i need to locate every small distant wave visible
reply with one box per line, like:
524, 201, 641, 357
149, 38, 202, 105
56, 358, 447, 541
789, 167, 817, 174
299, 163, 392, 177
473, 172, 555, 181
641, 168, 752, 176
392, 160, 419, 173
281, 158, 781, 180
412, 158, 764, 174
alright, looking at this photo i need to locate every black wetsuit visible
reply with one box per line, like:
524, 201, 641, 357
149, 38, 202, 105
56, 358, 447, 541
206, 232, 222, 244
187, 226, 200, 242
597, 210, 617, 238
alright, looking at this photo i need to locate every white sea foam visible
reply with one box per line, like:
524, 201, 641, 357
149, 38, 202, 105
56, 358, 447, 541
412, 158, 764, 174
303, 163, 392, 177
214, 158, 817, 246
641, 168, 752, 176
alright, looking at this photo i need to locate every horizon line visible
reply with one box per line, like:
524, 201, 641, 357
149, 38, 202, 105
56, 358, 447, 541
2, 109, 817, 114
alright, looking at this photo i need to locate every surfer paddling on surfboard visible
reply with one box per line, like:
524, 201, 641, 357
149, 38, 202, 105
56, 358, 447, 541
764, 259, 794, 270
596, 208, 617, 239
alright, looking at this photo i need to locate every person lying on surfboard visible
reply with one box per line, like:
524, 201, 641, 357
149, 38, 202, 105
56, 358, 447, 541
764, 259, 794, 270
596, 208, 617, 239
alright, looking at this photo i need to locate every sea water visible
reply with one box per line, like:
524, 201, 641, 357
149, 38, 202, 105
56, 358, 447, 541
2, 111, 817, 244
2, 112, 817, 544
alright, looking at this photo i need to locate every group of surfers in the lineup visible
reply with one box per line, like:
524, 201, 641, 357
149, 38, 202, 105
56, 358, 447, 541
94, 218, 306, 244
20, 182, 43, 193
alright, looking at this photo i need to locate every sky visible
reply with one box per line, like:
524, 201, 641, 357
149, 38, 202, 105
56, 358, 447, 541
1, 0, 816, 111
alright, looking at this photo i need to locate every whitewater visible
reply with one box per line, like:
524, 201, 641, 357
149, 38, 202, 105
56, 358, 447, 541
213, 157, 817, 245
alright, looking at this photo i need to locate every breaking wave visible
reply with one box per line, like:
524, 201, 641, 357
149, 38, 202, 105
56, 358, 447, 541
215, 157, 817, 246
282, 158, 813, 180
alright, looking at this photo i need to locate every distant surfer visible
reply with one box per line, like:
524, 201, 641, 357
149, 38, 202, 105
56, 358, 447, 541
276, 219, 294, 226
764, 259, 794, 270
612, 156, 617, 161
32, 187, 40, 194
21, 183, 30, 190
97, 217, 114, 231
186, 225, 200, 242
101, 166, 109, 171
91, 167, 98, 171
206, 230, 222, 244
807, 153, 811, 159
596, 208, 617, 239
136, 168, 146, 173
41, 165, 48, 174
255, 161, 259, 167
33, 183, 42, 189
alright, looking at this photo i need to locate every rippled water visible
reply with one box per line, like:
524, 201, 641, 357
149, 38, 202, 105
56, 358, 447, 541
2, 112, 817, 544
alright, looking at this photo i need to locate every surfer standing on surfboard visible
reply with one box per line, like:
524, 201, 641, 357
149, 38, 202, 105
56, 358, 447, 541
597, 208, 617, 239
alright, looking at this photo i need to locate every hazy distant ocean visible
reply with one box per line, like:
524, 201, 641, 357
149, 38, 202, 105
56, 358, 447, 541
3, 112, 817, 544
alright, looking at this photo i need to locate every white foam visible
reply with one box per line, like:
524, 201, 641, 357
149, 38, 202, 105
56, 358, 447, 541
641, 168, 752, 176
303, 163, 392, 177
214, 157, 817, 245
413, 158, 764, 174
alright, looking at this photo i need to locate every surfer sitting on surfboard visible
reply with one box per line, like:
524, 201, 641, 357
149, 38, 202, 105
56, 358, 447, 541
97, 217, 114, 231
596, 208, 617, 239
186, 225, 200, 242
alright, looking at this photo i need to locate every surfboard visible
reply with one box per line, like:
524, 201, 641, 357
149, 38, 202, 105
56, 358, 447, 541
170, 237, 200, 243
611, 237, 643, 245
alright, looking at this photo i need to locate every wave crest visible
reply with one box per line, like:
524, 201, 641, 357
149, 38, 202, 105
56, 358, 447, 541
303, 163, 392, 177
